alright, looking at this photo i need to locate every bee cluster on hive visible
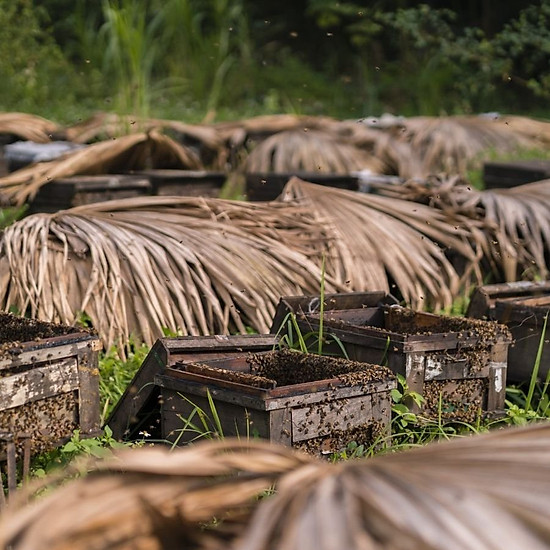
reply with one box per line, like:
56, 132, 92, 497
0, 393, 78, 456
422, 379, 486, 423
294, 420, 385, 455
247, 349, 394, 387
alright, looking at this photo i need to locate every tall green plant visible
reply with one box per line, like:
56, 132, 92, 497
158, 0, 251, 119
100, 0, 162, 118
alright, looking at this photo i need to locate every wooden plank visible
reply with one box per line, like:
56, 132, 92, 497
270, 291, 396, 334
0, 335, 101, 371
467, 281, 550, 319
246, 172, 360, 202
0, 358, 79, 411
483, 159, 550, 189
269, 408, 292, 445
165, 366, 271, 396
404, 353, 426, 413
77, 346, 101, 436
265, 379, 396, 410
155, 374, 269, 411
135, 170, 226, 197
155, 373, 395, 412
371, 390, 392, 441
163, 334, 277, 352
487, 362, 507, 413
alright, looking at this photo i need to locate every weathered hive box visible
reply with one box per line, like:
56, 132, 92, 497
157, 349, 395, 454
246, 172, 359, 201
286, 302, 511, 422
135, 169, 226, 197
270, 290, 398, 334
483, 160, 550, 189
28, 174, 151, 213
467, 281, 550, 382
0, 313, 101, 458
107, 335, 278, 440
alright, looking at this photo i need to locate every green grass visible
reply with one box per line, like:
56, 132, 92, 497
98, 338, 150, 425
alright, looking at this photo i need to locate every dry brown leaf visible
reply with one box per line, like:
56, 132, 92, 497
0, 131, 203, 205
0, 195, 341, 349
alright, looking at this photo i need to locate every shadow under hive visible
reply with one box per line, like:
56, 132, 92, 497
276, 297, 511, 423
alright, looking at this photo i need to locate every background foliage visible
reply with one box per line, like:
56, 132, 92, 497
1, 0, 549, 122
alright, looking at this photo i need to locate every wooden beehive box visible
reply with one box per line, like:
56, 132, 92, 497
135, 169, 226, 197
483, 160, 550, 189
0, 313, 101, 458
246, 172, 359, 201
28, 174, 151, 213
468, 281, 550, 382
285, 302, 511, 422
270, 290, 398, 334
157, 349, 395, 454
107, 335, 278, 440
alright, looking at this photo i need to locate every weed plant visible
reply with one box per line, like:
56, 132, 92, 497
99, 338, 150, 425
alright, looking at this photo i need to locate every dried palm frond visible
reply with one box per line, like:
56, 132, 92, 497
4, 423, 550, 550
0, 439, 313, 550
339, 121, 425, 178
499, 114, 550, 146
375, 175, 550, 282
0, 112, 61, 143
0, 131, 203, 206
245, 129, 385, 174
0, 195, 340, 349
281, 178, 480, 310
397, 114, 550, 176
213, 114, 341, 145
63, 112, 225, 164
239, 421, 550, 550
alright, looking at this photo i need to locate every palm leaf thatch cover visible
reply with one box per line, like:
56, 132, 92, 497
63, 112, 227, 169
396, 114, 550, 176
376, 176, 550, 282
213, 114, 342, 144
0, 112, 61, 143
0, 196, 338, 349
244, 129, 385, 174
0, 131, 203, 206
63, 112, 223, 149
3, 423, 550, 549
282, 178, 480, 310
220, 115, 422, 178
340, 120, 425, 179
